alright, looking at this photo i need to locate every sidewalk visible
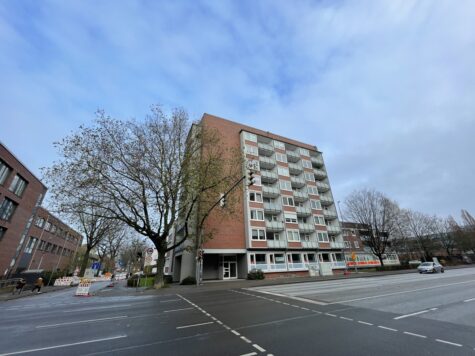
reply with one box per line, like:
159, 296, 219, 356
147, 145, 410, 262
0, 285, 71, 302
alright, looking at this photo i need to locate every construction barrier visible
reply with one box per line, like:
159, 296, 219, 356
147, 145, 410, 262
54, 277, 74, 286
75, 279, 92, 297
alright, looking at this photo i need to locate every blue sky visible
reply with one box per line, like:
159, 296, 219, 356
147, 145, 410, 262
1, 1, 474, 218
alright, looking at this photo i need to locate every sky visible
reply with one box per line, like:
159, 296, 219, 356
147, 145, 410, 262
1, 0, 474, 218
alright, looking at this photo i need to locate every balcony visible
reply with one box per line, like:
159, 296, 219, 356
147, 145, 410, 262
265, 221, 285, 232
295, 206, 312, 217
286, 150, 300, 163
288, 262, 306, 270
330, 241, 345, 249
314, 168, 327, 180
262, 185, 280, 198
327, 225, 341, 235
298, 223, 315, 233
331, 261, 346, 269
259, 156, 276, 170
288, 162, 303, 175
264, 203, 282, 214
290, 176, 306, 188
261, 170, 278, 183
301, 240, 319, 249
267, 239, 287, 248
323, 208, 338, 219
258, 142, 274, 156
311, 155, 324, 167
315, 181, 330, 192
293, 190, 309, 202
319, 195, 333, 206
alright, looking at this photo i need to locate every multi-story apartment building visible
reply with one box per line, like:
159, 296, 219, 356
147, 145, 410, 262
170, 114, 346, 282
20, 207, 82, 273
341, 221, 400, 268
0, 142, 47, 277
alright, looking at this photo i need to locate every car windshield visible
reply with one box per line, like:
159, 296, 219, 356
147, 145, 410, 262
420, 262, 433, 266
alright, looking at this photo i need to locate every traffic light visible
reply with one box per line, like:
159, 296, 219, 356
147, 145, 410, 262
247, 170, 256, 187
219, 193, 226, 208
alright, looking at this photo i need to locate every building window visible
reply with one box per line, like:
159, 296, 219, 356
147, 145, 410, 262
308, 186, 319, 195
301, 160, 312, 169
279, 180, 292, 191
44, 222, 51, 231
304, 173, 315, 182
245, 145, 258, 156
37, 240, 46, 251
0, 159, 12, 185
299, 148, 310, 156
249, 191, 263, 202
24, 237, 38, 253
282, 196, 295, 207
244, 132, 257, 142
344, 241, 350, 248
317, 232, 329, 242
250, 209, 264, 221
273, 140, 285, 150
0, 226, 6, 241
275, 153, 287, 163
354, 241, 359, 249
284, 213, 297, 223
277, 167, 289, 176
313, 215, 325, 225
45, 242, 52, 252
0, 198, 17, 221
251, 229, 266, 240
35, 217, 45, 228
8, 174, 28, 197
287, 230, 300, 241
310, 200, 322, 210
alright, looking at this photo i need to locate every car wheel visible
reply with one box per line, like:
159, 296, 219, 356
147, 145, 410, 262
441, 269, 444, 273
419, 271, 422, 274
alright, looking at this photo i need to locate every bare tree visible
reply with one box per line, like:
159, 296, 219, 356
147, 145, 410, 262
43, 106, 241, 287
399, 210, 438, 261
344, 189, 400, 267
96, 226, 128, 272
450, 210, 475, 254
434, 217, 457, 259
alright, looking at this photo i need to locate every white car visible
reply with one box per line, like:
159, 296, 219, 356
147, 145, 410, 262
418, 262, 444, 274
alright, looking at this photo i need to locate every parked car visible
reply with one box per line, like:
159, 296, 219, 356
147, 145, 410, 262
417, 262, 444, 274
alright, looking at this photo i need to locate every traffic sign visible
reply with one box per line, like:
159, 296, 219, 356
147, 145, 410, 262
146, 248, 154, 256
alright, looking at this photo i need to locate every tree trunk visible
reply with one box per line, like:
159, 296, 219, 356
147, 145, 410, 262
378, 254, 385, 268
80, 248, 91, 276
154, 250, 167, 288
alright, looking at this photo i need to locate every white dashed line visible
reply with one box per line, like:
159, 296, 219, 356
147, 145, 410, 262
358, 321, 373, 326
378, 326, 397, 332
403, 332, 427, 338
394, 309, 435, 320
164, 308, 194, 313
435, 339, 462, 347
325, 313, 337, 317
339, 316, 353, 321
176, 322, 214, 329
463, 297, 475, 303
241, 336, 252, 343
253, 344, 266, 352
240, 353, 257, 356
231, 330, 241, 336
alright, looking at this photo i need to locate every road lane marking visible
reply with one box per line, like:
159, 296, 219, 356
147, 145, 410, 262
241, 336, 252, 343
160, 299, 181, 303
176, 322, 214, 329
394, 308, 437, 320
464, 297, 475, 302
378, 326, 397, 332
435, 339, 462, 347
231, 330, 240, 336
63, 304, 131, 312
0, 335, 127, 355
325, 313, 337, 317
240, 353, 257, 356
253, 344, 266, 352
358, 321, 373, 326
36, 316, 128, 328
340, 316, 353, 321
248, 289, 328, 305
403, 332, 427, 338
329, 280, 475, 304
164, 308, 193, 313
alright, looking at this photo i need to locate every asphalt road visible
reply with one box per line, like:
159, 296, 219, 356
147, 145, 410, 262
0, 268, 474, 355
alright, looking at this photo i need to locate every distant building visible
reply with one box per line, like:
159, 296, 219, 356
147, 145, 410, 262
169, 114, 346, 282
341, 221, 400, 268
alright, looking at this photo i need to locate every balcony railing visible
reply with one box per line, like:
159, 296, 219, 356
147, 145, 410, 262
258, 142, 274, 156
298, 222, 315, 233
315, 181, 330, 192
286, 150, 300, 162
314, 168, 327, 180
261, 170, 278, 183
295, 206, 312, 216
327, 225, 341, 235
259, 156, 276, 169
293, 190, 309, 202
265, 221, 285, 231
267, 239, 287, 248
250, 263, 288, 271
323, 208, 338, 219
263, 203, 282, 213
301, 240, 319, 248
319, 195, 333, 206
330, 241, 345, 249
331, 261, 346, 269
288, 262, 306, 270
311, 155, 324, 167
288, 162, 303, 174
290, 176, 306, 188
262, 185, 280, 197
